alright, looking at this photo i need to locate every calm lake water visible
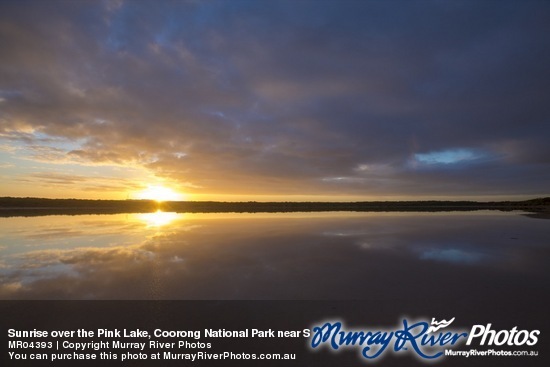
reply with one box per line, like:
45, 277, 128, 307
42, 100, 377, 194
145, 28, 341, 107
0, 211, 548, 300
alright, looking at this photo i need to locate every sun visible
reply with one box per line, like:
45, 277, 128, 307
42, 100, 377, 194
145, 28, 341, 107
135, 185, 183, 202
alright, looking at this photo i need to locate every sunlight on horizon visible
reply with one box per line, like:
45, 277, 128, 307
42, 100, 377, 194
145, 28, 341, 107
135, 185, 185, 202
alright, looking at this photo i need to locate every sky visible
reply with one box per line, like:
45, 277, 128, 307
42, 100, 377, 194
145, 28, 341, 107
1, 0, 549, 201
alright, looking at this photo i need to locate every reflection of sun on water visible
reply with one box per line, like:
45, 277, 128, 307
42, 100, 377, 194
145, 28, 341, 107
137, 211, 180, 228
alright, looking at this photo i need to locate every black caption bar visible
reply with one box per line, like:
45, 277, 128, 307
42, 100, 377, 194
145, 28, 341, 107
1, 301, 548, 366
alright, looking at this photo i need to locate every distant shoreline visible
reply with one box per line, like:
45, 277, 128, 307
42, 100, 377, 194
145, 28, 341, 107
0, 197, 549, 217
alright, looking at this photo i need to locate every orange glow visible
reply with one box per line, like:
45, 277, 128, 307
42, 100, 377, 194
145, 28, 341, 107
135, 185, 184, 202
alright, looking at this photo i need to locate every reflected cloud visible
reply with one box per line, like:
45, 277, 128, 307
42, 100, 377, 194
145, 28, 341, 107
170, 255, 184, 263
24, 228, 85, 240
419, 248, 486, 265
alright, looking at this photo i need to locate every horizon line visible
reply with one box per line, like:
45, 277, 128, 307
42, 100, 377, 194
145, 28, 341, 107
2, 196, 549, 204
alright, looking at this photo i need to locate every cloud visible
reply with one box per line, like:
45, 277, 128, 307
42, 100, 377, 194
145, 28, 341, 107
15, 172, 142, 193
0, 1, 549, 198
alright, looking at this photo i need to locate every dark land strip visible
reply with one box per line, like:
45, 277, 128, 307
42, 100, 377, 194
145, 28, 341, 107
0, 197, 549, 217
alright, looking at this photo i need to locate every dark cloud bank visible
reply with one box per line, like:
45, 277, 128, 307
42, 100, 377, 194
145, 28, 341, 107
1, 0, 549, 198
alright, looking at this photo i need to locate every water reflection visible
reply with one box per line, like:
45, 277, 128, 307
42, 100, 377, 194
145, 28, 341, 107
419, 248, 486, 264
137, 210, 181, 228
0, 211, 548, 300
